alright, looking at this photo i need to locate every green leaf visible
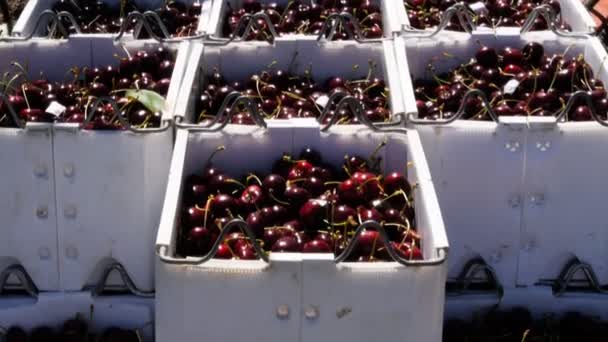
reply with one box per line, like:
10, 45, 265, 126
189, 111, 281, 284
125, 89, 165, 113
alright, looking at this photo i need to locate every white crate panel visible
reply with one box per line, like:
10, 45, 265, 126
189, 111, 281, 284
414, 121, 526, 288
0, 127, 58, 291
519, 123, 608, 286
301, 255, 446, 342
53, 128, 172, 291
156, 257, 303, 342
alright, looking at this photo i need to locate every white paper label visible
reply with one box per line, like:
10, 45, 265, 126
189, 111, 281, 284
503, 79, 520, 95
45, 101, 66, 117
315, 95, 330, 108
469, 2, 488, 14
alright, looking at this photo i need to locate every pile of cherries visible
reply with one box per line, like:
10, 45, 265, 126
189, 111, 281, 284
405, 0, 570, 31
51, 0, 202, 37
4, 317, 139, 342
413, 42, 607, 121
196, 68, 391, 124
444, 308, 608, 342
178, 146, 421, 262
222, 0, 383, 40
0, 47, 174, 129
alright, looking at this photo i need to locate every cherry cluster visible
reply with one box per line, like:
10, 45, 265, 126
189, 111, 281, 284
405, 0, 570, 31
4, 318, 139, 342
222, 0, 383, 40
197, 68, 390, 124
0, 47, 174, 129
444, 308, 608, 342
51, 0, 202, 37
179, 146, 421, 262
413, 42, 607, 121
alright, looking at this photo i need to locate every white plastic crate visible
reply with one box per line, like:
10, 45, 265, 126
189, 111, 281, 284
155, 120, 447, 342
12, 0, 212, 40
514, 35, 608, 288
0, 39, 97, 291
395, 33, 608, 289
205, 0, 403, 41
50, 39, 190, 292
394, 0, 595, 38
174, 39, 405, 126
395, 33, 525, 289
0, 263, 154, 341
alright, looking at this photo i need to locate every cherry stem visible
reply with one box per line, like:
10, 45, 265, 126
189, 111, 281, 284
10, 62, 29, 83
520, 329, 530, 342
206, 145, 225, 168
255, 77, 263, 99
369, 232, 378, 259
225, 243, 236, 258
246, 173, 262, 186
385, 221, 414, 234
282, 90, 306, 101
387, 189, 411, 206
4, 72, 23, 93
342, 164, 352, 178
371, 139, 387, 159
203, 195, 214, 233
268, 191, 290, 206
21, 84, 30, 110
287, 178, 307, 186
324, 181, 342, 186
357, 176, 383, 192
225, 178, 246, 189
399, 223, 412, 246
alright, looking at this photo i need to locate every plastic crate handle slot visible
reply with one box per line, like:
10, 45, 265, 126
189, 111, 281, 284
81, 96, 171, 133
316, 12, 384, 43
407, 89, 499, 126
536, 257, 608, 296
446, 257, 504, 299
157, 218, 270, 264
84, 262, 154, 298
334, 220, 447, 266
400, 3, 475, 38
0, 10, 71, 41
520, 5, 594, 37
0, 264, 39, 298
553, 90, 608, 126
175, 91, 267, 131
318, 92, 405, 132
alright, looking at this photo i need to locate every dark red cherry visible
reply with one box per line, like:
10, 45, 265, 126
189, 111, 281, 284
271, 236, 300, 252
475, 46, 499, 68
299, 199, 327, 232
302, 239, 331, 253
